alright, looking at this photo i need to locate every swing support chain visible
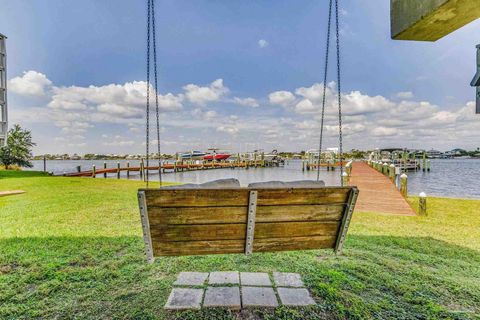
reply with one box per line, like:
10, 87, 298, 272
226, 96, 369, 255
145, 0, 163, 188
316, 0, 344, 186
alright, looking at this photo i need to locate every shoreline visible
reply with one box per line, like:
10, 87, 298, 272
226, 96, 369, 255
2, 169, 480, 201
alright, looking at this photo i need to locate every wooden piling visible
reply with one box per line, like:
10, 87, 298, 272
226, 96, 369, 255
342, 172, 348, 186
76, 165, 81, 173
126, 162, 130, 179
103, 162, 107, 178
419, 192, 427, 215
389, 164, 395, 182
43, 156, 46, 172
117, 162, 120, 179
400, 173, 408, 197
140, 159, 144, 180
92, 165, 96, 178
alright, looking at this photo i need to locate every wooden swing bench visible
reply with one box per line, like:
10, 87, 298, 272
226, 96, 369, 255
138, 180, 359, 262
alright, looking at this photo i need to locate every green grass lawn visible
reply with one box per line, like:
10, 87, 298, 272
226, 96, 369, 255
1, 171, 479, 319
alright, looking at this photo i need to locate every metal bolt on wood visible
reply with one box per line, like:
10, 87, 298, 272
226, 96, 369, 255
245, 191, 258, 255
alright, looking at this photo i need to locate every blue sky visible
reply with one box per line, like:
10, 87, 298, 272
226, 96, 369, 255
1, 0, 479, 154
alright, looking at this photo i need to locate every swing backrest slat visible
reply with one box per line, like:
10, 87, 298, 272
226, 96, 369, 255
138, 187, 358, 260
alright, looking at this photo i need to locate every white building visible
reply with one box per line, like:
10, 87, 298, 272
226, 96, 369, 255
0, 33, 7, 146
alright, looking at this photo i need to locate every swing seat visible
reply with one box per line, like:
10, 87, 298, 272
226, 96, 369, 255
138, 179, 359, 262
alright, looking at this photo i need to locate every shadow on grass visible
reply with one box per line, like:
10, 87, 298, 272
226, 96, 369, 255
0, 235, 479, 319
0, 170, 50, 179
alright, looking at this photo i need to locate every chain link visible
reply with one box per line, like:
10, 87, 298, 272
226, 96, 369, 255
316, 0, 333, 181
335, 0, 344, 185
145, 0, 151, 187
145, 0, 162, 188
150, 0, 163, 187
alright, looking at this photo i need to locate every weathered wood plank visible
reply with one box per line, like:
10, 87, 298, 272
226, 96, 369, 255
144, 188, 350, 207
257, 205, 344, 222
151, 224, 245, 241
256, 188, 350, 205
145, 189, 249, 207
147, 204, 344, 225
150, 221, 340, 242
350, 162, 415, 215
148, 206, 247, 225
152, 239, 244, 256
254, 235, 337, 252
256, 221, 340, 238
151, 235, 337, 256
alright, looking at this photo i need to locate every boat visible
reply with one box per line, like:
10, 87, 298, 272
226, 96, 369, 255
262, 149, 279, 161
203, 153, 231, 161
179, 151, 207, 160
426, 149, 444, 159
201, 148, 231, 161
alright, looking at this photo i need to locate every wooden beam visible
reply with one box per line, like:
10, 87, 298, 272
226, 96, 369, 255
391, 0, 480, 41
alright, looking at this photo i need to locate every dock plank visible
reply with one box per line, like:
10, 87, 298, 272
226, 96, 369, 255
349, 162, 415, 215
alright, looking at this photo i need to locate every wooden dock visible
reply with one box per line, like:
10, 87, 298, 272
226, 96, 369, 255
63, 160, 271, 178
349, 162, 415, 215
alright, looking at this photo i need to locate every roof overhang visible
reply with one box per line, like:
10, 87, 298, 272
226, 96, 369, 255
391, 0, 480, 41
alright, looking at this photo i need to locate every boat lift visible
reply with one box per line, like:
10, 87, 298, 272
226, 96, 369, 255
471, 44, 480, 114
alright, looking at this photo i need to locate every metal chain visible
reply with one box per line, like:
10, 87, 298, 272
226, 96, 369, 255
150, 0, 163, 187
145, 0, 151, 187
316, 0, 333, 181
335, 0, 344, 185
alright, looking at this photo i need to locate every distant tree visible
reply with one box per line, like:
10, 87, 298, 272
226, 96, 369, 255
0, 125, 36, 169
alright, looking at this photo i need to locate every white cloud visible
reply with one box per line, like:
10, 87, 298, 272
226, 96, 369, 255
217, 125, 239, 134
58, 121, 94, 134
233, 97, 259, 108
269, 91, 296, 107
295, 83, 331, 102
258, 39, 269, 48
396, 91, 414, 99
342, 91, 394, 115
10, 70, 480, 154
9, 71, 52, 97
371, 127, 399, 137
103, 140, 135, 147
49, 81, 182, 117
192, 108, 217, 120
183, 79, 228, 106
295, 99, 316, 113
292, 83, 393, 116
